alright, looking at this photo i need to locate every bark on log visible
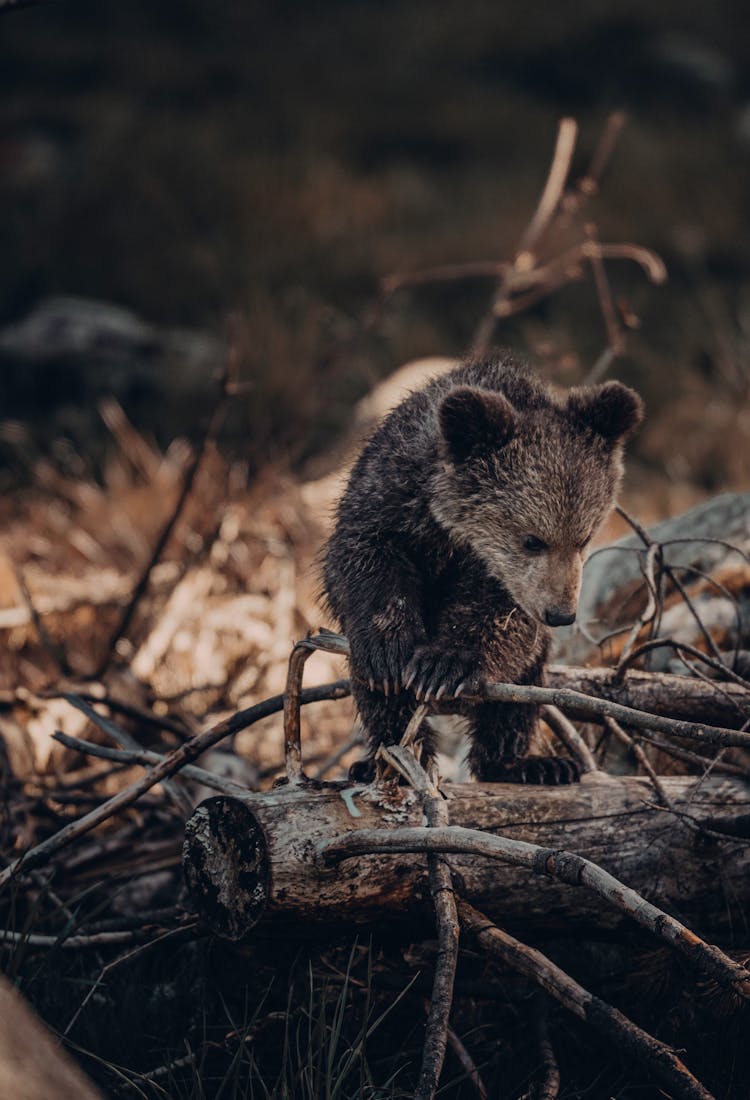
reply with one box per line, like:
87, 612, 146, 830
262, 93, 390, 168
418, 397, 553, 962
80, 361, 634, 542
183, 775, 750, 941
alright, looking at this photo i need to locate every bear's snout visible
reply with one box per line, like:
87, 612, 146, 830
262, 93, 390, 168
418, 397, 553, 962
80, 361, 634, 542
544, 607, 576, 627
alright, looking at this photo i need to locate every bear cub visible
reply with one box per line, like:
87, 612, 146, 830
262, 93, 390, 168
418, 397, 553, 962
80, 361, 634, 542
323, 356, 643, 784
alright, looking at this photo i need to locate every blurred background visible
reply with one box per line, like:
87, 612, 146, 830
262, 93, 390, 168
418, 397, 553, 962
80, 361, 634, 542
2, 0, 749, 494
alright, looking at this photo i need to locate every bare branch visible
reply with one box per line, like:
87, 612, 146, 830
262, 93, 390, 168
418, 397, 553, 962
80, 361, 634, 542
458, 901, 715, 1100
0, 679, 349, 889
318, 825, 750, 998
62, 693, 192, 814
540, 704, 598, 774
435, 1009, 488, 1100
515, 117, 578, 263
94, 313, 242, 679
570, 110, 628, 205
52, 730, 254, 799
379, 729, 459, 1100
603, 716, 672, 807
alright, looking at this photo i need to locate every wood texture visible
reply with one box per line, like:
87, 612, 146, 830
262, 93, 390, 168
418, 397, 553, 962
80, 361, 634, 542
183, 775, 750, 940
546, 664, 749, 728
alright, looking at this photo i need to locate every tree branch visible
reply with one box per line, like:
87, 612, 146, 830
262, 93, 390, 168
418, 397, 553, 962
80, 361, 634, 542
458, 900, 714, 1100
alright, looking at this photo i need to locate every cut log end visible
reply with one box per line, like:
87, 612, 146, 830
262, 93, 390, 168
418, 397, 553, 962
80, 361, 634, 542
183, 796, 270, 940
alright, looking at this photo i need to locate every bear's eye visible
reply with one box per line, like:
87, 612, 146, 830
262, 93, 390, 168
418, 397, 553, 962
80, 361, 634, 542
523, 535, 548, 554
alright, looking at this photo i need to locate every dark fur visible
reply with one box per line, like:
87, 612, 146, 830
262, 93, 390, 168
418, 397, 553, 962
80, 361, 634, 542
323, 355, 642, 783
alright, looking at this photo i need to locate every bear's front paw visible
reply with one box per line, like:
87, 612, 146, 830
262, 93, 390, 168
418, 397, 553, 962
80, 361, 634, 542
349, 627, 424, 697
403, 646, 483, 702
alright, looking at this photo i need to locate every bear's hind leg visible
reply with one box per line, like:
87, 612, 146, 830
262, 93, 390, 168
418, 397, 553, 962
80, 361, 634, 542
468, 700, 579, 785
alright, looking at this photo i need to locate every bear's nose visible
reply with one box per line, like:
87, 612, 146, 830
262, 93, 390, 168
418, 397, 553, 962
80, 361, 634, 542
545, 608, 576, 627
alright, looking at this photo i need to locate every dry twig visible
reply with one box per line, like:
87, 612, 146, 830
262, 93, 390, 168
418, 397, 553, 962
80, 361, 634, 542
540, 704, 598, 773
318, 826, 750, 998
458, 900, 714, 1100
522, 993, 560, 1100
378, 113, 665, 371
94, 314, 242, 679
379, 728, 460, 1100
52, 731, 254, 799
0, 679, 349, 888
603, 715, 672, 807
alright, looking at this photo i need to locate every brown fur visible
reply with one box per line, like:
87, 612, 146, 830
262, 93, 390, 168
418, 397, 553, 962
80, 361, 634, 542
323, 355, 643, 782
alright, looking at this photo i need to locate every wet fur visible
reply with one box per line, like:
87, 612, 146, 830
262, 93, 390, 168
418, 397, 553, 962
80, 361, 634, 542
323, 354, 642, 783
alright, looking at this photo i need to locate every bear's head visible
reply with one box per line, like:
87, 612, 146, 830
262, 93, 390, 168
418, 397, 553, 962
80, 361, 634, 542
431, 380, 643, 628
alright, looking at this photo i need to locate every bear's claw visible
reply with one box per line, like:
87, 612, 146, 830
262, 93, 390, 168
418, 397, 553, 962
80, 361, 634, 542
403, 645, 483, 701
478, 755, 580, 785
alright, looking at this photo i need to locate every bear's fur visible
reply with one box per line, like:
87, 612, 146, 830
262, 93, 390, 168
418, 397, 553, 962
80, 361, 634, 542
323, 355, 643, 783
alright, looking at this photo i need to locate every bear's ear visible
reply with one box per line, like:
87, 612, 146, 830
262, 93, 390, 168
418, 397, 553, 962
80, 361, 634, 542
439, 386, 516, 464
566, 381, 644, 444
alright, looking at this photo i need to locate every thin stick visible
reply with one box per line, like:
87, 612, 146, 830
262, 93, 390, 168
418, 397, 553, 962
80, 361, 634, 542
0, 680, 349, 889
62, 694, 191, 814
284, 640, 317, 783
574, 110, 628, 200
379, 738, 459, 1100
0, 928, 145, 949
52, 731, 255, 798
586, 224, 625, 354
616, 505, 745, 679
478, 679, 750, 749
423, 1002, 487, 1100
13, 563, 71, 675
283, 632, 351, 784
516, 117, 578, 262
540, 705, 598, 774
618, 636, 750, 693
94, 315, 241, 679
526, 993, 560, 1100
318, 826, 750, 998
44, 689, 190, 738
458, 901, 714, 1100
603, 716, 671, 807
417, 795, 460, 1100
671, 562, 744, 673
665, 566, 730, 668
637, 731, 749, 778
471, 117, 578, 356
382, 260, 508, 294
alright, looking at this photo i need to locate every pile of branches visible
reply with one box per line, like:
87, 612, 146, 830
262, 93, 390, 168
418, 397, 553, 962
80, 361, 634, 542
1, 525, 749, 1095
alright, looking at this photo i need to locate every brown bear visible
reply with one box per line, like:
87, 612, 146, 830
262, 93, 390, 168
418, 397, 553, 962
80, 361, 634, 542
322, 355, 643, 783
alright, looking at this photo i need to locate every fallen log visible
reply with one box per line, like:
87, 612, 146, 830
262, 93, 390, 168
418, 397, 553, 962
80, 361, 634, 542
546, 665, 750, 728
183, 774, 750, 941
